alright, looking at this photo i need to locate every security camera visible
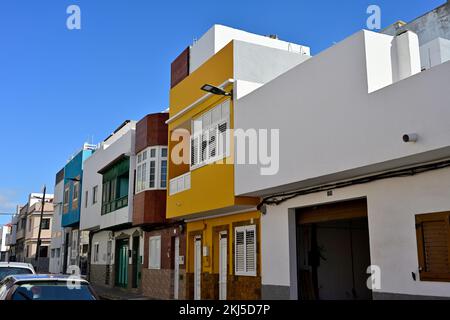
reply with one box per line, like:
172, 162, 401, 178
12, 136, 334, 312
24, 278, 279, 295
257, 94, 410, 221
403, 133, 418, 143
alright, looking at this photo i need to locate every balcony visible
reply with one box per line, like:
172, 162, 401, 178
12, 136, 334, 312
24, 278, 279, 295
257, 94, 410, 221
102, 195, 128, 215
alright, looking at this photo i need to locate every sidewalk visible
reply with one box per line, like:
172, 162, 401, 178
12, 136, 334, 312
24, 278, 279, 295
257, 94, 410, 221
92, 285, 153, 300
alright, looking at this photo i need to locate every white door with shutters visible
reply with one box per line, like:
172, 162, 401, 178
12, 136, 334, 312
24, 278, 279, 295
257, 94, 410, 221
219, 232, 227, 300
174, 236, 180, 300
194, 237, 202, 300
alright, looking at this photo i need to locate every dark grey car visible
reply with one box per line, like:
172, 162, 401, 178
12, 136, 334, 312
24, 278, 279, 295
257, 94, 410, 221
0, 274, 98, 300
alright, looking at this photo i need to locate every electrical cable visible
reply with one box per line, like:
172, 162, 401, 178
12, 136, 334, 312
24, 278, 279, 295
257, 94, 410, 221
258, 159, 450, 210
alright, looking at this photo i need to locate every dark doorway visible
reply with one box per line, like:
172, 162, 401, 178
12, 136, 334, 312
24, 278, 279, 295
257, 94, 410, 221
63, 233, 69, 274
131, 235, 140, 288
297, 199, 372, 300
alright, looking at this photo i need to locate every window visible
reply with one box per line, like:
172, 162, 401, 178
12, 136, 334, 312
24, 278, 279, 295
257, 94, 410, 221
191, 100, 230, 169
106, 240, 112, 265
148, 236, 161, 269
51, 249, 55, 258
93, 243, 99, 263
101, 158, 129, 215
63, 184, 70, 213
28, 218, 32, 232
41, 218, 50, 230
85, 191, 89, 208
39, 246, 48, 258
234, 225, 257, 277
135, 146, 168, 193
92, 185, 98, 204
149, 160, 156, 188
26, 245, 30, 258
56, 248, 60, 258
415, 212, 450, 282
72, 180, 79, 210
160, 160, 167, 188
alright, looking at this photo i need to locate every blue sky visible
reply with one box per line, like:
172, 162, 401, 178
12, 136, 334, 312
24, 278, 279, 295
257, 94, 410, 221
0, 0, 445, 224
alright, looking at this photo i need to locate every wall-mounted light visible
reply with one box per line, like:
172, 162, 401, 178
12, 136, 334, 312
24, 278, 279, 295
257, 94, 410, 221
403, 133, 418, 143
201, 84, 232, 97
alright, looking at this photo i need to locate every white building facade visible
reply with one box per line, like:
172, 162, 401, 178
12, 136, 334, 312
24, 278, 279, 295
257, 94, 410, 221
49, 168, 66, 274
80, 121, 144, 289
234, 28, 450, 300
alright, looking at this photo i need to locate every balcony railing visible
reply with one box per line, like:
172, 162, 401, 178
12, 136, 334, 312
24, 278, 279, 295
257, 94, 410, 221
169, 172, 191, 196
101, 195, 128, 215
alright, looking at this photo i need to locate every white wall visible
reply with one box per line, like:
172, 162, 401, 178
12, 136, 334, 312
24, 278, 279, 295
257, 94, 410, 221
420, 37, 450, 70
80, 123, 136, 231
262, 166, 450, 298
234, 30, 450, 197
49, 179, 64, 274
91, 227, 143, 266
190, 24, 310, 73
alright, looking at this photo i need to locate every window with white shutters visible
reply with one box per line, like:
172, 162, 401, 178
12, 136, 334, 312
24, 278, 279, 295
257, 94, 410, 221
234, 225, 257, 276
190, 100, 230, 170
149, 236, 161, 269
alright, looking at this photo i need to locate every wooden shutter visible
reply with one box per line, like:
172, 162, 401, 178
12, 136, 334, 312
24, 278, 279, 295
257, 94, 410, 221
415, 212, 450, 282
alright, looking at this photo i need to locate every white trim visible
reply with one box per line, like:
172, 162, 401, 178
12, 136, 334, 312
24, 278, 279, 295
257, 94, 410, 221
234, 225, 257, 277
166, 79, 235, 124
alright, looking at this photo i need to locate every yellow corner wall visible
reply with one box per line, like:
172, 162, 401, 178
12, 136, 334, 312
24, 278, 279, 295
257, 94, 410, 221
169, 42, 234, 117
167, 41, 239, 219
185, 210, 261, 275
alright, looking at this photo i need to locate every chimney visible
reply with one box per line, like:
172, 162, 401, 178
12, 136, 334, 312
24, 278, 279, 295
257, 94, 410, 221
391, 30, 421, 82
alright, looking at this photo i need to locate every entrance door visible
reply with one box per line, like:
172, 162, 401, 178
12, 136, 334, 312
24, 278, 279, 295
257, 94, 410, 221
194, 236, 202, 300
132, 236, 140, 288
115, 239, 129, 288
219, 232, 228, 300
297, 199, 372, 300
174, 236, 180, 300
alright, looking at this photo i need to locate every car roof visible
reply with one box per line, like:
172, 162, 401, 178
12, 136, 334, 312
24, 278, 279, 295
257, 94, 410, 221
0, 262, 35, 270
5, 274, 90, 284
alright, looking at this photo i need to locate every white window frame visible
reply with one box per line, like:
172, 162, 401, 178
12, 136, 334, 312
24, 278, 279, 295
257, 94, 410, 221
148, 235, 161, 270
234, 225, 257, 277
135, 146, 168, 194
92, 185, 98, 204
190, 100, 230, 171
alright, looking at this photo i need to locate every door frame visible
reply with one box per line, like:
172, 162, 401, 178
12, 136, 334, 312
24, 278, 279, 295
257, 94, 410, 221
219, 231, 228, 300
296, 198, 370, 300
194, 235, 202, 300
174, 236, 180, 300
131, 235, 140, 288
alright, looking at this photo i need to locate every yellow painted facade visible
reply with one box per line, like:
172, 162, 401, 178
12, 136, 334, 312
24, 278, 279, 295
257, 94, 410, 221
186, 211, 260, 275
167, 40, 262, 299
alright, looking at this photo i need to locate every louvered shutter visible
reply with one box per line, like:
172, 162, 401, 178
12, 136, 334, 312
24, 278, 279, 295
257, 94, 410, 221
246, 226, 256, 275
235, 225, 257, 276
416, 212, 450, 281
235, 229, 245, 274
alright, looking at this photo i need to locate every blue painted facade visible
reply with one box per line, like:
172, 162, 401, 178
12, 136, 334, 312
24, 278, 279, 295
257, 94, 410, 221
62, 149, 94, 228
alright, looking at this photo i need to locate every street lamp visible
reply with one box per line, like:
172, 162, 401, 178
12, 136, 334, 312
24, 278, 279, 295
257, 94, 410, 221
201, 84, 232, 97
32, 185, 47, 273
